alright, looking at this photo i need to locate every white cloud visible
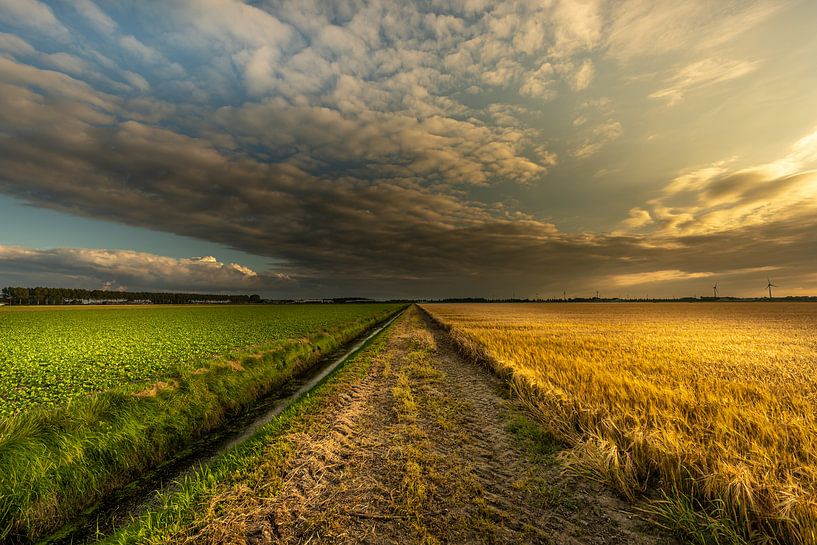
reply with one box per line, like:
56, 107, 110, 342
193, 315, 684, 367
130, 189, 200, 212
244, 45, 282, 96
118, 35, 163, 64
0, 55, 118, 112
229, 262, 258, 277
73, 0, 117, 35
650, 58, 759, 106
572, 120, 623, 158
0, 245, 278, 291
611, 269, 715, 286
780, 127, 817, 169
605, 0, 779, 62
122, 70, 150, 92
550, 0, 604, 58
518, 62, 557, 100
0, 31, 35, 55
0, 0, 70, 41
571, 59, 595, 91
620, 207, 653, 230
617, 127, 817, 236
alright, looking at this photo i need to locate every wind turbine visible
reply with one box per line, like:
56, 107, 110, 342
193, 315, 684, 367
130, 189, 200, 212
712, 282, 718, 298
766, 278, 778, 299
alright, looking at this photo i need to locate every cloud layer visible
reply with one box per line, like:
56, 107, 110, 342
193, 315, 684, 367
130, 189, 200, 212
0, 0, 815, 297
0, 245, 290, 292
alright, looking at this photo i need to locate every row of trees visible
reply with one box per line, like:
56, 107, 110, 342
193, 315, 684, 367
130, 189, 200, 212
0, 287, 260, 305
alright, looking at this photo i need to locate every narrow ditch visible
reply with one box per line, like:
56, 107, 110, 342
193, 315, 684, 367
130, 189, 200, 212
37, 308, 405, 545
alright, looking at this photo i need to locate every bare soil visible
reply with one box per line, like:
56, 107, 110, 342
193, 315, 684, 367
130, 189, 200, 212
201, 307, 678, 544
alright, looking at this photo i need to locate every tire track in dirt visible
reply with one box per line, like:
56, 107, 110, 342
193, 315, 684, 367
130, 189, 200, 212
257, 317, 413, 544
233, 307, 677, 544
420, 310, 676, 545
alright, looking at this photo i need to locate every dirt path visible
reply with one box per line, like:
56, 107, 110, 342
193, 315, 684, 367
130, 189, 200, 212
203, 307, 677, 544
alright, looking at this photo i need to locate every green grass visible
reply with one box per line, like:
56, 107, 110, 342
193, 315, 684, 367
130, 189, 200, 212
0, 304, 396, 415
641, 488, 748, 545
98, 316, 392, 544
505, 411, 563, 462
0, 304, 403, 542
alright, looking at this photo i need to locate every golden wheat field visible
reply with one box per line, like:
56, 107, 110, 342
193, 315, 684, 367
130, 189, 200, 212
422, 303, 817, 544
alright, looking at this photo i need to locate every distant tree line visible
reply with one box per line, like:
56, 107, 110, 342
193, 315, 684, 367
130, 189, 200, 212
0, 286, 259, 305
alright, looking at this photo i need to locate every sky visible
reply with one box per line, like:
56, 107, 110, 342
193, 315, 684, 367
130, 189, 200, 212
1, 0, 816, 299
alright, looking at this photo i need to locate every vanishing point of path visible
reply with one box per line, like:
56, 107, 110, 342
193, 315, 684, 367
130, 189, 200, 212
186, 307, 677, 544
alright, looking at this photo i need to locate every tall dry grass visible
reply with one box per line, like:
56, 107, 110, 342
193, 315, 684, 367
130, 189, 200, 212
422, 303, 817, 544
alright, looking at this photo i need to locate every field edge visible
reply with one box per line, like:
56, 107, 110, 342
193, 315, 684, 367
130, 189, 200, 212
98, 305, 399, 544
0, 304, 404, 543
417, 304, 756, 545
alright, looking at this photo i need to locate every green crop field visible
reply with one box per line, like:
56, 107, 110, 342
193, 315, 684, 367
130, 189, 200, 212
0, 303, 402, 540
0, 304, 397, 416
